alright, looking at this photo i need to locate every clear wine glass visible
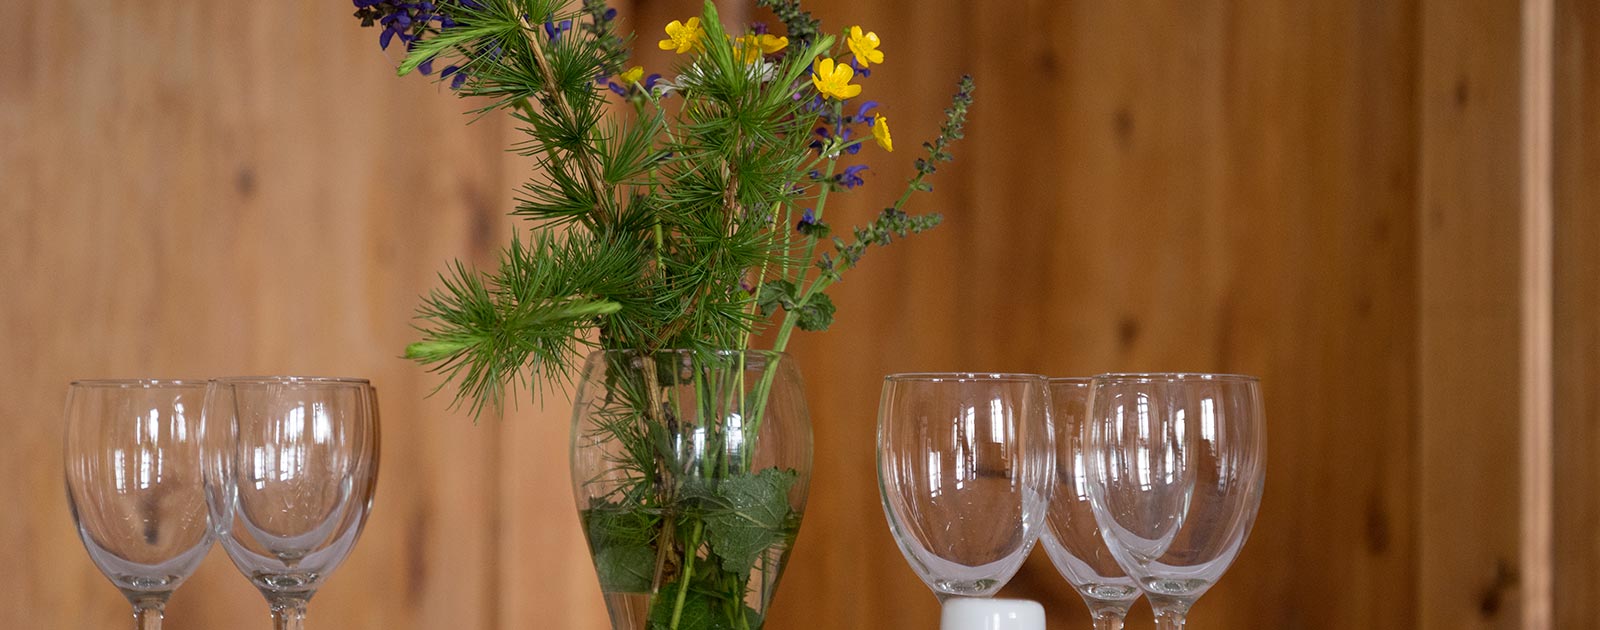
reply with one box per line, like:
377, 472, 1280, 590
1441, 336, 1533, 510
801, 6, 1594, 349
1083, 373, 1266, 629
202, 376, 380, 630
64, 379, 215, 630
1041, 378, 1141, 630
877, 373, 1054, 611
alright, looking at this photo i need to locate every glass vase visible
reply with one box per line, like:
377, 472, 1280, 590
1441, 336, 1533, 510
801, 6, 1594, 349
571, 350, 813, 630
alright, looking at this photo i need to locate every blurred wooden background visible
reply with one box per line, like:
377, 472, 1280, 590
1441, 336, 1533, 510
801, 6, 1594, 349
1, 0, 1595, 628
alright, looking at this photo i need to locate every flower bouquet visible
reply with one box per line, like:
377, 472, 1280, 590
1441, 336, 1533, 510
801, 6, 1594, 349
351, 1, 973, 628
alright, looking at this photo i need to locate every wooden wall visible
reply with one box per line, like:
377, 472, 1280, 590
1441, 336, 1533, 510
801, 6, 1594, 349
1, 0, 1590, 628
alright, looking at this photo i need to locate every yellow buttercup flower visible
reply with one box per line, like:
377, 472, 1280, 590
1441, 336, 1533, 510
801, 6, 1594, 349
658, 17, 705, 54
618, 66, 645, 85
811, 58, 861, 100
847, 26, 883, 67
734, 34, 762, 64
872, 114, 893, 152
757, 34, 789, 54
733, 33, 790, 64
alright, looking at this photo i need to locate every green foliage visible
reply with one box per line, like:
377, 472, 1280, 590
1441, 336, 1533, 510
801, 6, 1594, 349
648, 580, 761, 630
380, 0, 973, 415
793, 293, 835, 332
693, 469, 798, 576
355, 1, 976, 627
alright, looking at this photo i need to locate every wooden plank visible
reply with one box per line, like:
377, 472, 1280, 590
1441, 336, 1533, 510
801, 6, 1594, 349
1, 1, 1561, 629
0, 1, 510, 627
1552, 0, 1600, 626
1418, 1, 1527, 629
763, 1, 1423, 629
1520, 0, 1554, 626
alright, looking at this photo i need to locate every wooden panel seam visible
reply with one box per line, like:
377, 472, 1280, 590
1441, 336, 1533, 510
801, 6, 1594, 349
1520, 0, 1554, 627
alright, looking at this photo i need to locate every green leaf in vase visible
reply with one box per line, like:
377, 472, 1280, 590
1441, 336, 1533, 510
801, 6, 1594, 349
702, 468, 798, 576
584, 505, 659, 593
593, 543, 657, 593
647, 582, 761, 630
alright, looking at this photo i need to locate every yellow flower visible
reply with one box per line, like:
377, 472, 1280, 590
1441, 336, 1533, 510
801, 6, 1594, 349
658, 17, 705, 54
734, 34, 762, 64
811, 58, 861, 100
847, 26, 884, 67
733, 33, 790, 64
618, 66, 645, 85
756, 34, 789, 54
872, 114, 893, 152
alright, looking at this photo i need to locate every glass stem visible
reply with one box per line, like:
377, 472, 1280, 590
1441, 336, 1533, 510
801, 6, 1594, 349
1154, 609, 1187, 630
271, 598, 308, 630
132, 600, 164, 630
1091, 610, 1127, 630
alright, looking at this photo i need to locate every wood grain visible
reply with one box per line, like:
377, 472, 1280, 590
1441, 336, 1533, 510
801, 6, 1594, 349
1418, 1, 1527, 628
0, 0, 1578, 629
0, 1, 514, 627
1552, 0, 1600, 626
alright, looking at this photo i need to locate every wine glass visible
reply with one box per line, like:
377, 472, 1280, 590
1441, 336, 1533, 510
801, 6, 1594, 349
877, 373, 1053, 627
202, 377, 380, 630
1083, 373, 1266, 629
64, 379, 215, 629
1041, 378, 1141, 630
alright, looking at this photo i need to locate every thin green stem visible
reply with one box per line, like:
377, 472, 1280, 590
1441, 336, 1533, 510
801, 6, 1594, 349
515, 15, 614, 225
668, 520, 705, 630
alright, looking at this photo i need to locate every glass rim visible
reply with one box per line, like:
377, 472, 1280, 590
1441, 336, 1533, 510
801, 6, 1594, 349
68, 378, 209, 388
1048, 376, 1094, 385
209, 375, 372, 385
884, 372, 1048, 383
1092, 372, 1260, 383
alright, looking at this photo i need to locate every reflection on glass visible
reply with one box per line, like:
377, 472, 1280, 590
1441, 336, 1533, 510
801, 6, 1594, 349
877, 373, 1053, 603
65, 380, 214, 630
1040, 378, 1140, 630
1084, 373, 1266, 630
203, 376, 379, 630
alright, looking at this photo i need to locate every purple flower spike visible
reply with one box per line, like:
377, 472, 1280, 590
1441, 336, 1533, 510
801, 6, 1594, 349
857, 100, 880, 122
796, 208, 819, 232
545, 19, 573, 41
848, 57, 872, 78
836, 164, 869, 189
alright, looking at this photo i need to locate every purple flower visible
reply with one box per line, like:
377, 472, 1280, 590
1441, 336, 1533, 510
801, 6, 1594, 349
835, 165, 869, 189
603, 73, 663, 97
441, 64, 468, 89
849, 57, 872, 78
855, 101, 880, 124
810, 126, 861, 155
544, 19, 573, 41
796, 208, 817, 231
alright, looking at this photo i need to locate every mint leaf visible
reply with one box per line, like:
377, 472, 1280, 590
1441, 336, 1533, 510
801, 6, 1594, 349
584, 505, 659, 593
647, 583, 760, 630
794, 293, 836, 332
702, 468, 798, 576
756, 280, 798, 317
593, 543, 657, 592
